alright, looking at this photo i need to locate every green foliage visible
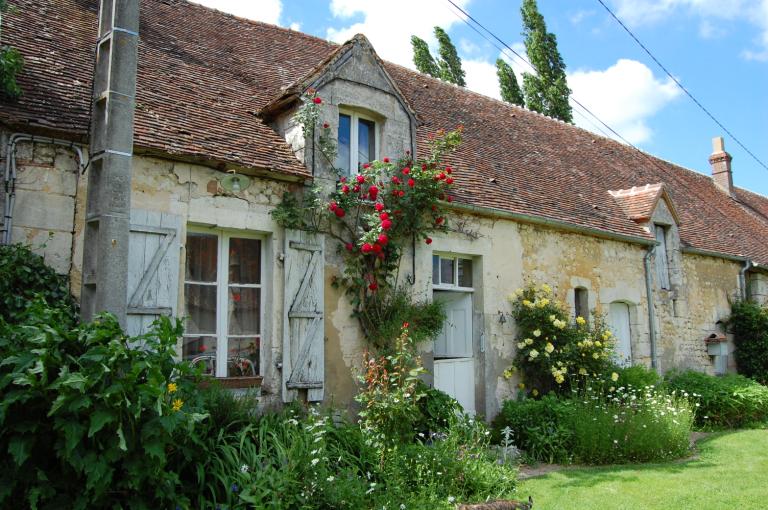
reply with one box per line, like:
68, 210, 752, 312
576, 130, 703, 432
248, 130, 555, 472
411, 35, 440, 77
615, 365, 661, 389
0, 1, 23, 100
496, 58, 525, 106
414, 383, 464, 435
491, 395, 573, 464
566, 384, 693, 464
0, 302, 204, 509
520, 0, 572, 122
434, 26, 466, 86
729, 299, 768, 384
0, 243, 78, 325
508, 284, 617, 395
666, 371, 768, 429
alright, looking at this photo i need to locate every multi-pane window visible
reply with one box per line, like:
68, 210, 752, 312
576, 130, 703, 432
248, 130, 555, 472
183, 229, 263, 378
432, 254, 473, 289
654, 224, 671, 290
336, 111, 376, 175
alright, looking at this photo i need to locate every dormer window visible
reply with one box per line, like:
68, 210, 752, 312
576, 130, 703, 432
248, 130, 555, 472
336, 109, 377, 175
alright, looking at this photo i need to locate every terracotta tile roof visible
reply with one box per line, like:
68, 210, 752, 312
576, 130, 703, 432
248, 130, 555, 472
609, 183, 680, 224
2, 0, 767, 264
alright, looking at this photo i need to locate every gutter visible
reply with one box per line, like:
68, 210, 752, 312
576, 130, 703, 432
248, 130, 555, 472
681, 246, 750, 263
643, 248, 659, 370
2, 133, 86, 245
448, 201, 657, 246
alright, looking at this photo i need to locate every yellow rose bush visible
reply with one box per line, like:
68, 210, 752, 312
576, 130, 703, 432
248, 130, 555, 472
507, 284, 616, 395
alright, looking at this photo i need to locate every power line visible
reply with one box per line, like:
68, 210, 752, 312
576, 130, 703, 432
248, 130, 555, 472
595, 0, 768, 172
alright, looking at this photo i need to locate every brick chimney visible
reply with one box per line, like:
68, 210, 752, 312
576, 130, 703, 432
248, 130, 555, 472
709, 136, 733, 195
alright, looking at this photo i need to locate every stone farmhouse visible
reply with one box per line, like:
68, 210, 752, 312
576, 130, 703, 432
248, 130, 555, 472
2, 0, 768, 417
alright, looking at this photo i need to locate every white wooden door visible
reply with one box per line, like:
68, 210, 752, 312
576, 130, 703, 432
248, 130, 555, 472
126, 210, 181, 337
282, 229, 325, 402
433, 291, 475, 414
609, 302, 632, 366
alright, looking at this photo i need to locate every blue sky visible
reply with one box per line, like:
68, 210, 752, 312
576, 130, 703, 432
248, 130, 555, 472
193, 0, 768, 196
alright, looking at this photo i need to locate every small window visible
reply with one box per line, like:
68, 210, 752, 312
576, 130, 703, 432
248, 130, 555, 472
655, 225, 671, 290
574, 287, 588, 321
336, 110, 377, 175
183, 229, 264, 378
432, 255, 473, 289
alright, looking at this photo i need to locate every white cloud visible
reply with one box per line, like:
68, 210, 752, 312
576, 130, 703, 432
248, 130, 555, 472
326, 0, 470, 68
189, 0, 282, 25
568, 59, 681, 144
463, 59, 502, 100
289, 22, 302, 31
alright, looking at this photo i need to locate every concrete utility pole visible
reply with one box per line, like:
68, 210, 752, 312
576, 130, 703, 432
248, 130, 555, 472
80, 0, 139, 326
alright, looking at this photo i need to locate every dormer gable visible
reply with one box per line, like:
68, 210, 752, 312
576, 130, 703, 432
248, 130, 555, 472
609, 183, 680, 227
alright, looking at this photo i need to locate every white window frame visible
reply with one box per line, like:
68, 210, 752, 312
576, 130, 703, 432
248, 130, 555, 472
183, 226, 265, 378
654, 224, 671, 290
337, 108, 379, 175
432, 253, 474, 292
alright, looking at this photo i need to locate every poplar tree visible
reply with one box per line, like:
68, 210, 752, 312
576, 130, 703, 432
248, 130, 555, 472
496, 58, 524, 107
411, 35, 440, 78
520, 0, 573, 122
434, 26, 466, 86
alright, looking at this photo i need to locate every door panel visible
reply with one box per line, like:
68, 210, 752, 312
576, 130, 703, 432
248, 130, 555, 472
434, 358, 475, 414
433, 292, 472, 358
609, 302, 632, 366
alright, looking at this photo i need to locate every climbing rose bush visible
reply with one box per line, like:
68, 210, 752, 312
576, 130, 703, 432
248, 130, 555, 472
506, 284, 617, 396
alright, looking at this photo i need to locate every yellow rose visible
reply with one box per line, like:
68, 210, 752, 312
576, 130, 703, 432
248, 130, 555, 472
517, 341, 526, 349
555, 375, 565, 384
537, 298, 549, 308
522, 299, 534, 308
611, 372, 619, 382
525, 338, 534, 345
541, 284, 552, 294
503, 369, 514, 380
549, 314, 556, 321
518, 382, 526, 390
576, 316, 586, 325
529, 349, 539, 359
595, 340, 602, 347
592, 352, 599, 359
532, 389, 539, 396
545, 342, 554, 354
533, 329, 542, 337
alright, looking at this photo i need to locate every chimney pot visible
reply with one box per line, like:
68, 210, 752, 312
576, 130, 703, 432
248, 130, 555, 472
709, 136, 733, 195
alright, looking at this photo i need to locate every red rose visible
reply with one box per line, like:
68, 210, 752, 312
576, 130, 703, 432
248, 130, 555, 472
398, 190, 405, 197
363, 163, 371, 169
356, 174, 365, 184
381, 219, 392, 230
435, 217, 444, 225
438, 172, 446, 180
408, 178, 415, 187
334, 208, 346, 218
369, 282, 378, 291
328, 202, 338, 212
368, 185, 379, 199
446, 166, 452, 174
421, 164, 427, 170
378, 233, 388, 245
313, 97, 322, 104
341, 184, 349, 193
340, 177, 347, 183
323, 122, 329, 129
380, 212, 389, 221
391, 176, 401, 184
383, 157, 390, 163
345, 243, 354, 251
402, 167, 410, 175
361, 243, 373, 253
372, 243, 382, 253
447, 196, 453, 202
353, 184, 361, 192
200, 344, 207, 352
431, 205, 437, 211
425, 237, 433, 245
446, 177, 454, 185
377, 252, 385, 259
375, 202, 385, 212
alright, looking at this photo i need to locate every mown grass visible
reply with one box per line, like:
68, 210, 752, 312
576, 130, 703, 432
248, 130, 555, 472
518, 429, 768, 509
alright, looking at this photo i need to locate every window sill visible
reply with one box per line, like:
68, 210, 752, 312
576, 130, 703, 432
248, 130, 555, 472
198, 375, 263, 390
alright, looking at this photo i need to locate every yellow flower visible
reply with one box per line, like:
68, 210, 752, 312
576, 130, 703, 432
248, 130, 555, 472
595, 340, 602, 347
548, 314, 556, 321
517, 341, 526, 349
576, 316, 586, 325
609, 386, 615, 392
525, 338, 534, 346
167, 382, 178, 394
503, 369, 514, 380
555, 375, 565, 384
537, 298, 549, 308
603, 331, 612, 340
592, 352, 599, 359
545, 342, 555, 354
611, 372, 619, 382
522, 299, 534, 308
578, 368, 588, 376
533, 329, 542, 337
172, 399, 184, 412
518, 382, 526, 390
541, 283, 552, 294
532, 389, 539, 396
528, 349, 539, 359
514, 288, 524, 296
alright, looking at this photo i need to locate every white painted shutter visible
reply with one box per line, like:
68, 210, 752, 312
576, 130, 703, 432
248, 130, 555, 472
433, 359, 475, 414
434, 292, 473, 358
609, 302, 632, 366
126, 210, 181, 337
282, 229, 325, 402
655, 226, 671, 289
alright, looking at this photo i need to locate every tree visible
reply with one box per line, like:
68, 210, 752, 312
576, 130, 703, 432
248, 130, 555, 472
411, 35, 439, 78
496, 58, 524, 106
434, 27, 466, 86
0, 0, 23, 100
520, 0, 572, 122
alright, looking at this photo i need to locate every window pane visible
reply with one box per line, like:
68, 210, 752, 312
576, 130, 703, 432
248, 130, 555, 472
229, 238, 261, 284
185, 233, 217, 282
227, 337, 260, 377
358, 118, 375, 167
432, 255, 440, 285
336, 114, 351, 174
457, 258, 473, 287
184, 284, 217, 334
182, 336, 216, 375
440, 257, 455, 286
228, 287, 260, 335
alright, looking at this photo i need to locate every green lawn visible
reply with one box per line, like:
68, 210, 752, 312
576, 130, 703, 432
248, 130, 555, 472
517, 430, 768, 509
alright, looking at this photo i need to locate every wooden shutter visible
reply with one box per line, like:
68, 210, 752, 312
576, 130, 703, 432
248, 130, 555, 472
126, 209, 181, 337
609, 302, 632, 367
282, 229, 325, 402
433, 292, 473, 358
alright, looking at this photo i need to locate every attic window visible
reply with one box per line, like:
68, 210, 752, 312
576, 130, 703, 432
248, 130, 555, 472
336, 110, 377, 175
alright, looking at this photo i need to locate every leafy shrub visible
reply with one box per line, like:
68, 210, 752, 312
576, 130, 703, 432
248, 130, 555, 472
666, 371, 768, 428
729, 299, 768, 384
615, 365, 661, 389
0, 243, 77, 324
507, 284, 617, 395
414, 383, 463, 435
0, 301, 202, 509
567, 385, 693, 464
491, 395, 574, 463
